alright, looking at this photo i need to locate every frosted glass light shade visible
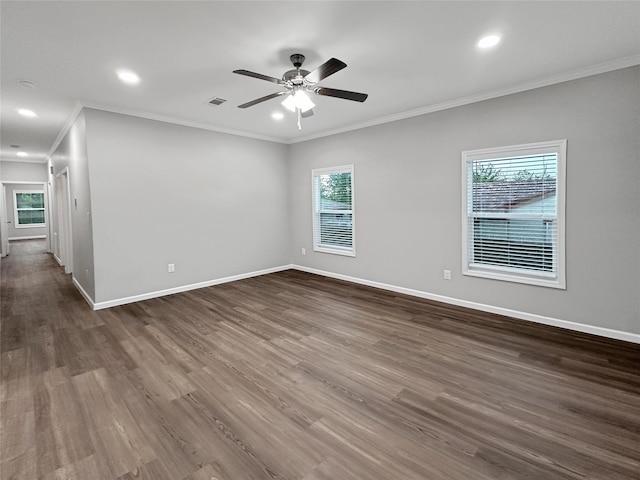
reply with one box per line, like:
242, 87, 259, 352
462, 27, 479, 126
282, 90, 315, 113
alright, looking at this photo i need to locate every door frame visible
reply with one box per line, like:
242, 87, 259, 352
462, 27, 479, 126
0, 180, 51, 254
54, 168, 73, 274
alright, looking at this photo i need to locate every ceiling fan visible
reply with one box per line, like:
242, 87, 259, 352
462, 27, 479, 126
233, 54, 368, 130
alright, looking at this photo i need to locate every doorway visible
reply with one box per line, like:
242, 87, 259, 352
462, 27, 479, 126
54, 168, 73, 274
0, 181, 51, 257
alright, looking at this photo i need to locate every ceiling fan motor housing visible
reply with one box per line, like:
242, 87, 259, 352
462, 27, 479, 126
283, 69, 310, 84
284, 54, 309, 85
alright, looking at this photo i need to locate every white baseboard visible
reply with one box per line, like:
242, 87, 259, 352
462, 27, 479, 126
90, 265, 293, 310
71, 261, 639, 345
292, 265, 640, 345
72, 276, 96, 309
9, 235, 47, 241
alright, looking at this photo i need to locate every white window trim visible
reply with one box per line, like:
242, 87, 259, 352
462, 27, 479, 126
14, 189, 47, 229
461, 140, 566, 289
312, 165, 355, 257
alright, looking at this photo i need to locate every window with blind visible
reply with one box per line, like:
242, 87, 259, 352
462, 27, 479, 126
14, 190, 46, 228
462, 140, 566, 289
312, 165, 355, 256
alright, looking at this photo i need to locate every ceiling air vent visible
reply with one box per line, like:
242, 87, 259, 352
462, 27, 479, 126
207, 97, 227, 106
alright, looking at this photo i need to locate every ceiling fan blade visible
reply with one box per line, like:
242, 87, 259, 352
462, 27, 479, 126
315, 87, 368, 102
233, 69, 284, 84
301, 109, 314, 118
304, 58, 347, 84
238, 91, 287, 108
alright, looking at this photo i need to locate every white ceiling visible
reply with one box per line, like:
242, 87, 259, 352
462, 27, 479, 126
1, 1, 639, 162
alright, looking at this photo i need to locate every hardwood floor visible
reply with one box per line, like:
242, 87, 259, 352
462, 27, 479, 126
2, 239, 639, 480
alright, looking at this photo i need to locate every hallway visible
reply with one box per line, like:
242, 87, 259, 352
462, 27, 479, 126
1, 238, 87, 356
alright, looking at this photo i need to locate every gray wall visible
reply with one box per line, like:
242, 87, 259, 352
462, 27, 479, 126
50, 111, 96, 300
46, 67, 639, 338
83, 109, 290, 303
289, 66, 640, 335
0, 160, 49, 182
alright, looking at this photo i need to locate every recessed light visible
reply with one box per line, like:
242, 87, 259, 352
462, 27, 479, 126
18, 108, 37, 117
272, 112, 284, 120
478, 35, 501, 49
17, 151, 28, 157
116, 69, 140, 85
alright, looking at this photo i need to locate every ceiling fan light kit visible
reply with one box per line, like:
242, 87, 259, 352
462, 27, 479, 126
282, 90, 315, 113
233, 53, 368, 130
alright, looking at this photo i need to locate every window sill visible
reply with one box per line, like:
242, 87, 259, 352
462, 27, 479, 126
15, 224, 47, 229
463, 267, 565, 289
313, 245, 355, 257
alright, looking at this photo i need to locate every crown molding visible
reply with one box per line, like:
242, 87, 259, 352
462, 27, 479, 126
0, 157, 48, 164
288, 54, 640, 144
47, 101, 84, 158
80, 102, 285, 144
45, 55, 639, 149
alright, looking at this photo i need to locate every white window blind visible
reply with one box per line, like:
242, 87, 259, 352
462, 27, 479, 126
312, 165, 355, 256
462, 140, 566, 288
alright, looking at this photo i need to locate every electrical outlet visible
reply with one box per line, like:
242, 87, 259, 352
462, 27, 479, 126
301, 248, 306, 255
443, 269, 451, 280
168, 263, 175, 273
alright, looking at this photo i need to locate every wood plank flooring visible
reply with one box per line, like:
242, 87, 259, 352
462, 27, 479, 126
2, 239, 639, 479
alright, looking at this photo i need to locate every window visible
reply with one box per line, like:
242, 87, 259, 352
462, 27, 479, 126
312, 165, 355, 256
14, 190, 46, 228
462, 140, 566, 288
